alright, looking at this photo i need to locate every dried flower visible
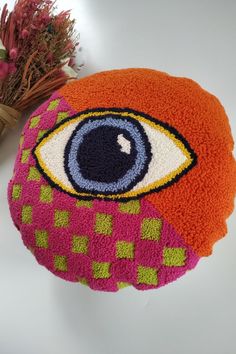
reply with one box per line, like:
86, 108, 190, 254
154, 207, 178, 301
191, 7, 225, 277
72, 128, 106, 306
21, 29, 30, 39
0, 60, 8, 79
9, 48, 18, 60
0, 0, 79, 137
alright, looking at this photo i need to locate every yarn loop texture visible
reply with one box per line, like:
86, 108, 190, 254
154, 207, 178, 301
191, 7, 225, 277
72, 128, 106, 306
8, 68, 236, 292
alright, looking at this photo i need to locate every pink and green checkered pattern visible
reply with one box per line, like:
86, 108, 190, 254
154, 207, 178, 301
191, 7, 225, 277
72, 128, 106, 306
8, 93, 199, 292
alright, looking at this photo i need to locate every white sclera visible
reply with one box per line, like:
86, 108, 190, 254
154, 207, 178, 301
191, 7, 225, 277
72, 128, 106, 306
130, 121, 188, 192
38, 121, 78, 190
37, 117, 188, 195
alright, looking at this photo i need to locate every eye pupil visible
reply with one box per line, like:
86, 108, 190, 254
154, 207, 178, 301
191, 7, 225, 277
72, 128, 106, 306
77, 126, 136, 183
64, 115, 152, 195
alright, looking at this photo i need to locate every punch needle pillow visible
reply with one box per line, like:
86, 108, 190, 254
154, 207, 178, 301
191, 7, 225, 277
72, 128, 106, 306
8, 69, 236, 291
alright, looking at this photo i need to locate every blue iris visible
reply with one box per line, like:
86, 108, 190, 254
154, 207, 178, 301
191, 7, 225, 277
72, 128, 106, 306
64, 115, 151, 195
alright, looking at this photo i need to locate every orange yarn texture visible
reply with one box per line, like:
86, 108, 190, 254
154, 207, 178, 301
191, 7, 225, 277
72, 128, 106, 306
59, 68, 236, 257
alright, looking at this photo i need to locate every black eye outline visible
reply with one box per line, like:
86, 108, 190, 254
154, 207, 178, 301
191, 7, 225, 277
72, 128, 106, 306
32, 107, 198, 201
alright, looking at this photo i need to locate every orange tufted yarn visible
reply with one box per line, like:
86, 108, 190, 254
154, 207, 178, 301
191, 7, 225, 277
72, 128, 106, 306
59, 68, 236, 257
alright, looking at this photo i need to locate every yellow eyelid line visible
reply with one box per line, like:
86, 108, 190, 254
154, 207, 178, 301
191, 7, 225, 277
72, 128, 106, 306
34, 110, 194, 200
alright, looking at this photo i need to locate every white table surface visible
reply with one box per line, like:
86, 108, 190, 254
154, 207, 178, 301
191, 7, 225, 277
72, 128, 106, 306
0, 1, 236, 354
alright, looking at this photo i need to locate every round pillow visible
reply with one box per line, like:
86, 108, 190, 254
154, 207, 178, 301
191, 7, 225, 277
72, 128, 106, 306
8, 68, 236, 292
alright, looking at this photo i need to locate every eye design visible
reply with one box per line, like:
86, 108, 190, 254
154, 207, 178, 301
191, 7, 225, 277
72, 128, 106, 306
33, 109, 197, 200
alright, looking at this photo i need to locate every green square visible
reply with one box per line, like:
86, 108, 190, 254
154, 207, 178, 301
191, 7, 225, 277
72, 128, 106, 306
76, 200, 93, 208
163, 248, 186, 267
48, 99, 60, 111
37, 130, 48, 142
12, 184, 22, 200
72, 236, 88, 254
95, 213, 113, 236
40, 185, 53, 203
57, 112, 69, 123
92, 261, 111, 279
19, 135, 24, 147
77, 277, 88, 286
54, 255, 67, 271
35, 230, 48, 248
54, 210, 69, 228
22, 205, 32, 224
137, 265, 158, 286
21, 149, 30, 163
28, 167, 41, 181
29, 115, 41, 128
117, 282, 131, 289
141, 218, 162, 241
116, 241, 134, 259
119, 200, 141, 214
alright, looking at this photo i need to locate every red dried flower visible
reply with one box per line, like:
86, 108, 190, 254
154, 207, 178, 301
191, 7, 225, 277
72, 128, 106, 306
0, 60, 16, 79
21, 29, 30, 38
9, 48, 18, 60
0, 0, 79, 137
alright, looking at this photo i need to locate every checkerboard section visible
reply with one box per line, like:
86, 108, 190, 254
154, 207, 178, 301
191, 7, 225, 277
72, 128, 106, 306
35, 230, 48, 248
137, 265, 158, 286
12, 194, 198, 289
9, 92, 199, 291
22, 205, 32, 224
119, 200, 140, 214
40, 185, 53, 203
117, 282, 131, 289
12, 184, 22, 200
21, 149, 30, 163
47, 99, 60, 111
76, 200, 93, 208
116, 241, 134, 259
54, 210, 70, 228
54, 255, 67, 271
19, 135, 24, 148
29, 115, 41, 129
77, 277, 89, 286
141, 218, 162, 241
95, 213, 113, 235
92, 261, 111, 279
163, 247, 186, 266
28, 167, 41, 181
37, 129, 48, 142
72, 236, 88, 254
57, 112, 70, 124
